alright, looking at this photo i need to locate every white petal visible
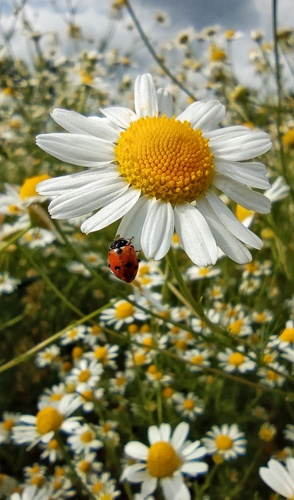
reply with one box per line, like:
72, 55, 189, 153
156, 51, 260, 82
121, 463, 149, 482
215, 159, 271, 189
207, 127, 272, 161
36, 133, 114, 167
157, 89, 173, 117
148, 425, 162, 445
181, 441, 206, 460
259, 460, 294, 497
124, 441, 149, 461
159, 423, 172, 442
213, 173, 271, 213
177, 100, 226, 132
117, 196, 150, 251
101, 106, 137, 129
37, 167, 119, 196
141, 199, 174, 260
197, 198, 253, 264
174, 203, 218, 266
134, 74, 158, 117
141, 476, 157, 496
161, 476, 190, 500
171, 422, 189, 450
180, 461, 208, 476
48, 178, 129, 219
81, 188, 140, 234
51, 109, 119, 141
204, 191, 262, 249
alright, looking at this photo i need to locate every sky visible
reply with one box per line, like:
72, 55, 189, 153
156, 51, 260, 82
1, 0, 293, 86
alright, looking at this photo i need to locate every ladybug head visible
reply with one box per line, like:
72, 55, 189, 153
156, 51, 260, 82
109, 238, 130, 250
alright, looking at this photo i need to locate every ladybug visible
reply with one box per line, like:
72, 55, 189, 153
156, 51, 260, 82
108, 237, 139, 283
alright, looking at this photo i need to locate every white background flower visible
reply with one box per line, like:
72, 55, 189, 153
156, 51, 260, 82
122, 422, 208, 499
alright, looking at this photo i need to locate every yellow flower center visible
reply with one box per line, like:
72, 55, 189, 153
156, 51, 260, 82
20, 174, 50, 200
8, 204, 23, 215
115, 116, 214, 204
215, 435, 233, 450
183, 399, 195, 410
279, 327, 294, 342
191, 354, 204, 365
94, 346, 108, 361
133, 352, 147, 365
147, 441, 182, 478
79, 459, 92, 473
162, 387, 174, 399
229, 352, 245, 366
229, 319, 244, 335
78, 369, 91, 383
3, 418, 15, 431
72, 346, 84, 360
235, 204, 254, 222
48, 438, 59, 450
81, 429, 95, 443
36, 407, 64, 434
115, 302, 135, 319
92, 481, 103, 494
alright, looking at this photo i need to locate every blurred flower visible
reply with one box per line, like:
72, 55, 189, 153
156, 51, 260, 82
122, 422, 208, 499
217, 346, 256, 373
0, 273, 20, 294
37, 73, 271, 266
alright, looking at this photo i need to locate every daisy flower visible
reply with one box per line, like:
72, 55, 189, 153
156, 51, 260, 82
67, 423, 103, 455
65, 358, 103, 392
284, 424, 294, 443
173, 392, 205, 420
36, 73, 271, 266
259, 458, 294, 499
0, 272, 20, 295
202, 424, 247, 461
12, 394, 81, 450
0, 412, 21, 444
217, 346, 256, 373
10, 485, 51, 500
122, 422, 208, 499
100, 298, 147, 330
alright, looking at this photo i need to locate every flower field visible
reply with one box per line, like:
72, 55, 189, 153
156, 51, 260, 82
0, 1, 293, 499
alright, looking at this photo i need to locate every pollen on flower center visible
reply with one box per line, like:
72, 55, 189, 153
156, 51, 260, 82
147, 441, 182, 478
36, 407, 64, 434
115, 116, 214, 204
215, 435, 233, 450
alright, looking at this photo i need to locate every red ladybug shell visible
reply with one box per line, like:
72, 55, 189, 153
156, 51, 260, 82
108, 237, 139, 283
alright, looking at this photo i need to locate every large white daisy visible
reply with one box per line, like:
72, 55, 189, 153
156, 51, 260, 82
121, 422, 208, 500
36, 74, 272, 266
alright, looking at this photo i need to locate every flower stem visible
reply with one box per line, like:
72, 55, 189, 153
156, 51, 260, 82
124, 0, 197, 101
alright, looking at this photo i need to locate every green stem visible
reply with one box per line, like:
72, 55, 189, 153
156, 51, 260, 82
55, 432, 96, 500
124, 0, 197, 101
166, 247, 225, 335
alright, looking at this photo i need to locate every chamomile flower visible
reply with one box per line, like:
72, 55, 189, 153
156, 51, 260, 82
259, 458, 294, 499
85, 343, 119, 369
173, 392, 205, 420
37, 73, 271, 267
186, 265, 221, 280
0, 412, 21, 444
67, 423, 103, 455
12, 394, 81, 450
10, 485, 51, 500
122, 422, 208, 499
0, 272, 20, 295
65, 359, 103, 392
183, 348, 212, 372
202, 424, 247, 461
217, 346, 256, 373
100, 299, 147, 329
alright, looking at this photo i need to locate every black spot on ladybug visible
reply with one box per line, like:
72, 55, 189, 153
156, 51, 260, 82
114, 265, 121, 270
125, 262, 133, 268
